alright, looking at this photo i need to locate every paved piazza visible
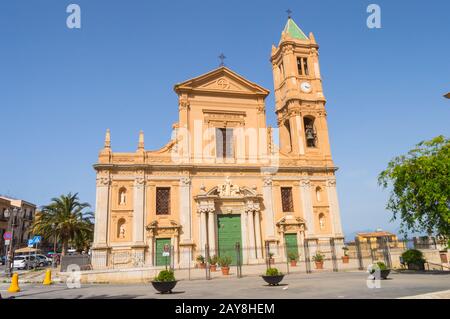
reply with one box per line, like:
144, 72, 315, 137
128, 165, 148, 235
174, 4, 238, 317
1, 271, 449, 299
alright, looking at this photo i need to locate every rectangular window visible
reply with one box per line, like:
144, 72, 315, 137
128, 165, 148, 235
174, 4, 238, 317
156, 187, 171, 215
216, 128, 234, 158
281, 187, 294, 212
297, 57, 309, 76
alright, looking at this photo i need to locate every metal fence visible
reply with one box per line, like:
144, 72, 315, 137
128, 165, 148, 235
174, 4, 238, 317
84, 237, 449, 278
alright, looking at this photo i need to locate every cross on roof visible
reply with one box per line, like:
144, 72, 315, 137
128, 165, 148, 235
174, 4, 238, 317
218, 53, 226, 67
286, 9, 293, 19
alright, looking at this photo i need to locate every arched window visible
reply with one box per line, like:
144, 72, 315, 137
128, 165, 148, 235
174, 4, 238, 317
304, 117, 317, 148
318, 213, 325, 230
117, 218, 126, 239
316, 187, 322, 202
118, 187, 127, 205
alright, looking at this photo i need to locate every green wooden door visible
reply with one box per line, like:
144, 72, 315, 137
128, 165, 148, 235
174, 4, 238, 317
284, 233, 298, 258
155, 238, 171, 266
217, 215, 242, 265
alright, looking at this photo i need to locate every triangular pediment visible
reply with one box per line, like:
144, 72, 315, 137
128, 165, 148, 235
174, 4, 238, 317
174, 66, 269, 97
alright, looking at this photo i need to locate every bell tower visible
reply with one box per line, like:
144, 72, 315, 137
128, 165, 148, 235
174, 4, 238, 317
271, 16, 333, 166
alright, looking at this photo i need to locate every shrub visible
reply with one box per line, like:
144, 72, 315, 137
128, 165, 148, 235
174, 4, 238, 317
265, 268, 282, 276
288, 252, 298, 261
218, 256, 232, 267
154, 270, 175, 282
376, 261, 388, 270
342, 246, 349, 256
401, 249, 425, 265
208, 255, 218, 265
312, 252, 325, 262
369, 261, 388, 274
196, 255, 205, 263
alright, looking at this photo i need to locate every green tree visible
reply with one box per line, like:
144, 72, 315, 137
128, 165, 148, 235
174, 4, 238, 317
33, 193, 94, 255
378, 136, 450, 237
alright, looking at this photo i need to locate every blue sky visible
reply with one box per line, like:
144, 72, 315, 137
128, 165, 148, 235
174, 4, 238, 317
1, 0, 449, 239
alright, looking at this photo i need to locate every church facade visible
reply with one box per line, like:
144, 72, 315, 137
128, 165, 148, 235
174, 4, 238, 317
91, 18, 344, 269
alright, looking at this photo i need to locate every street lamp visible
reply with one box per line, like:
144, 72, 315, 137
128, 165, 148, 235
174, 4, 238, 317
4, 207, 24, 277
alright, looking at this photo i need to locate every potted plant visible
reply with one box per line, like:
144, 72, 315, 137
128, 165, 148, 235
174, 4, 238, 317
262, 267, 284, 286
401, 249, 426, 271
288, 252, 298, 267
312, 252, 325, 269
342, 246, 350, 263
196, 255, 206, 269
369, 261, 391, 279
151, 269, 177, 294
218, 256, 232, 275
208, 255, 218, 272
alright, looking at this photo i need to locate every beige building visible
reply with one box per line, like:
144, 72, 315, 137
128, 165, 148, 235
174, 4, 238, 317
92, 17, 344, 268
0, 196, 36, 256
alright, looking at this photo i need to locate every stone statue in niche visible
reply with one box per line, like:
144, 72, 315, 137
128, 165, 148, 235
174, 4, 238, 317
119, 223, 126, 239
319, 214, 325, 230
119, 190, 126, 205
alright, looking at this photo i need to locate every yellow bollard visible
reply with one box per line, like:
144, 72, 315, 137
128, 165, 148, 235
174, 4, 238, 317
43, 269, 52, 285
8, 273, 20, 293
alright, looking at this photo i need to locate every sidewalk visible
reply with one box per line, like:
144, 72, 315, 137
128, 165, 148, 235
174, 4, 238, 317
399, 289, 450, 299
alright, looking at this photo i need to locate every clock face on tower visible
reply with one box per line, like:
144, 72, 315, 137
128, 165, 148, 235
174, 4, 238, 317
300, 81, 312, 93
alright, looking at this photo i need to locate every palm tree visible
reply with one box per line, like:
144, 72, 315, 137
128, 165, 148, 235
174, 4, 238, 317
33, 193, 94, 256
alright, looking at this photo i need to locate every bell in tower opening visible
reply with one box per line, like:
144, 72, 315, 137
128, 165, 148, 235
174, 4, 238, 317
304, 117, 317, 148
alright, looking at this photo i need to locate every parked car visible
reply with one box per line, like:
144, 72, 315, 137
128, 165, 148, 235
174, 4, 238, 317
13, 255, 38, 270
35, 254, 50, 267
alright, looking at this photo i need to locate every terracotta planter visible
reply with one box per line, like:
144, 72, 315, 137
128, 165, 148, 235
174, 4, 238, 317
198, 262, 206, 269
221, 266, 230, 275
342, 256, 350, 264
290, 260, 297, 267
210, 264, 217, 272
315, 261, 324, 269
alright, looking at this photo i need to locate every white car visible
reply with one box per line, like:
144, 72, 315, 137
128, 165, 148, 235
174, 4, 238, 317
13, 255, 38, 270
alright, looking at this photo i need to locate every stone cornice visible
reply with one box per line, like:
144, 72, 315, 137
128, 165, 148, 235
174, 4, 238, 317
93, 163, 338, 173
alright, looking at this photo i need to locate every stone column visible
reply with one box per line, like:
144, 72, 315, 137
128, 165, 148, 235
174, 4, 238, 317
300, 179, 314, 237
200, 210, 208, 256
247, 210, 256, 262
92, 174, 111, 269
326, 179, 343, 237
132, 174, 146, 265
133, 176, 145, 245
208, 211, 216, 256
179, 177, 194, 268
254, 210, 263, 260
241, 210, 249, 264
262, 177, 276, 240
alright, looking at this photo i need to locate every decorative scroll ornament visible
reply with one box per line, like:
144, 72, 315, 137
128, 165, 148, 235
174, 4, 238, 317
197, 201, 215, 214
300, 180, 311, 187
326, 179, 337, 187
263, 177, 273, 186
180, 177, 191, 186
134, 176, 145, 186
96, 176, 111, 186
245, 200, 261, 213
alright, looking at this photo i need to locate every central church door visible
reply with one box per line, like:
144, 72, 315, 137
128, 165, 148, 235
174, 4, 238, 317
217, 214, 242, 265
